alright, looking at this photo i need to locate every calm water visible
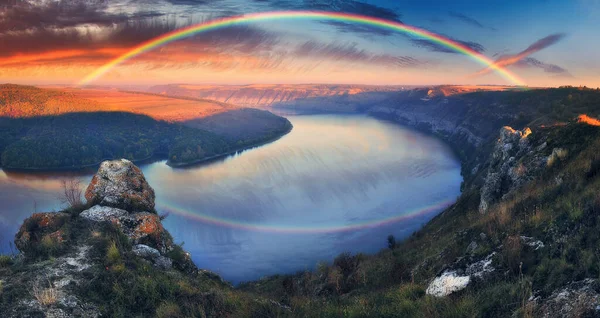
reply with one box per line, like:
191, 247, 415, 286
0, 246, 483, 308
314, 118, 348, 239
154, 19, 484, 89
0, 115, 461, 283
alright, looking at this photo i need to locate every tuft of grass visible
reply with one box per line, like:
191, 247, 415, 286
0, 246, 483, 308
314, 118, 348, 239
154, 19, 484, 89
32, 280, 58, 307
106, 241, 121, 266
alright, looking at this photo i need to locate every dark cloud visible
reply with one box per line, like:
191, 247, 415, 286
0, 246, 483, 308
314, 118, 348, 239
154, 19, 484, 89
253, 0, 401, 37
293, 41, 426, 68
0, 14, 281, 62
0, 0, 162, 32
448, 11, 496, 31
320, 21, 395, 37
411, 38, 485, 54
255, 0, 401, 21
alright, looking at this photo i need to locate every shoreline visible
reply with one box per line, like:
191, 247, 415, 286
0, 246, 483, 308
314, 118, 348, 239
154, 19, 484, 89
167, 121, 293, 168
0, 122, 293, 172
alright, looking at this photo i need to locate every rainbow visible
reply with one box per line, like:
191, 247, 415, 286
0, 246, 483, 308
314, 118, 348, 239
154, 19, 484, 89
156, 199, 454, 234
78, 11, 526, 86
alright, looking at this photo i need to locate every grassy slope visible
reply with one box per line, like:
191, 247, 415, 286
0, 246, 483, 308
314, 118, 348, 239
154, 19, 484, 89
238, 87, 600, 317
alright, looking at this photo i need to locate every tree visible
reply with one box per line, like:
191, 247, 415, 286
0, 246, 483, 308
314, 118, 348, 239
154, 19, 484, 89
387, 234, 396, 249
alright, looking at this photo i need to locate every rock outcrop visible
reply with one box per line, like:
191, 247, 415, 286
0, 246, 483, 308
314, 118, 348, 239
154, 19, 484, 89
85, 159, 155, 212
82, 160, 173, 255
479, 126, 546, 213
532, 279, 600, 317
3, 159, 201, 317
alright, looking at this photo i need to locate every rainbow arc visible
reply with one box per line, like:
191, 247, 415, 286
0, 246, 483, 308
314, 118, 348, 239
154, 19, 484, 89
78, 11, 526, 86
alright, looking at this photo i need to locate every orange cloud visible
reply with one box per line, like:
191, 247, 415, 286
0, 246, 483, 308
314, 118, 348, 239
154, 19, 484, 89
471, 34, 565, 77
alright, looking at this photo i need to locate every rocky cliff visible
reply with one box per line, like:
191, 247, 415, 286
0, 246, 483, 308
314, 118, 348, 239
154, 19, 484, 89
0, 159, 237, 317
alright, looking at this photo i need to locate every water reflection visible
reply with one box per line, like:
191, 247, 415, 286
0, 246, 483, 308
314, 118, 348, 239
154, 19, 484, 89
0, 115, 461, 283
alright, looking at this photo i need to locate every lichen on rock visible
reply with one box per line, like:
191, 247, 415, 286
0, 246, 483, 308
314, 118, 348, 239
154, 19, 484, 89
84, 159, 155, 212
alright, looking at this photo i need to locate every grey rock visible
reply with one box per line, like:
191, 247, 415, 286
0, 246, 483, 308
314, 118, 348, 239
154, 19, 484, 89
520, 236, 545, 250
132, 244, 172, 270
85, 159, 155, 212
154, 256, 173, 270
80, 205, 128, 223
533, 279, 600, 318
132, 244, 161, 259
466, 241, 478, 254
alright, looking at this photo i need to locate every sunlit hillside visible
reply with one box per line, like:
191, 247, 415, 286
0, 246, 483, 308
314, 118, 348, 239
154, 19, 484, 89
60, 88, 240, 122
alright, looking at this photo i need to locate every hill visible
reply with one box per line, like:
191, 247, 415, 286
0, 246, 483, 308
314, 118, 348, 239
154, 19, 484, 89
0, 84, 116, 117
0, 112, 232, 169
147, 84, 408, 108
60, 88, 240, 122
0, 85, 292, 169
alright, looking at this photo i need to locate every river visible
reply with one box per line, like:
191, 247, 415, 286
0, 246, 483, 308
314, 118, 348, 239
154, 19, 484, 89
0, 114, 462, 283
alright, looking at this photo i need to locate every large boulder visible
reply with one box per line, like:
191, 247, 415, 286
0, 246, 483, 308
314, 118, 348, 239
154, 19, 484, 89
85, 159, 155, 212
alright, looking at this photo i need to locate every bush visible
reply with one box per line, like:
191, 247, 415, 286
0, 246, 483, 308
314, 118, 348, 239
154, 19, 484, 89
0, 255, 13, 268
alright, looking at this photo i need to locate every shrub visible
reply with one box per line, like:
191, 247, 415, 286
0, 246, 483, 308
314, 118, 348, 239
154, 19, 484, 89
387, 235, 396, 249
0, 255, 13, 268
59, 178, 83, 211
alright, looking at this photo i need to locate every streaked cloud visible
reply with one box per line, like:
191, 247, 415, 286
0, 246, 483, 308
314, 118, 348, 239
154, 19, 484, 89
448, 11, 496, 31
293, 41, 428, 68
411, 37, 485, 54
472, 33, 565, 77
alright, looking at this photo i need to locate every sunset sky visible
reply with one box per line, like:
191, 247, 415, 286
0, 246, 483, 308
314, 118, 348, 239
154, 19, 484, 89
0, 0, 598, 87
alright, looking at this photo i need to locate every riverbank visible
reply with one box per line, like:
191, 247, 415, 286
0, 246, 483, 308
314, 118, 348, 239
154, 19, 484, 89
167, 120, 293, 168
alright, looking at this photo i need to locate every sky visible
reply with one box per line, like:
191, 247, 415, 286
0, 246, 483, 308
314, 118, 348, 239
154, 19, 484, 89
0, 0, 598, 87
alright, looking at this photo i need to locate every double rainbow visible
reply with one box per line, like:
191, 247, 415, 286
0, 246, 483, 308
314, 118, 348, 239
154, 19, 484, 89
157, 199, 455, 234
78, 11, 525, 86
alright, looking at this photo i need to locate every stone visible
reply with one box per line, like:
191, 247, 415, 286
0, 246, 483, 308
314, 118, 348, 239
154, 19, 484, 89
426, 271, 470, 297
120, 213, 172, 253
533, 279, 600, 318
80, 205, 128, 223
465, 241, 478, 254
85, 159, 155, 212
132, 244, 172, 270
520, 236, 545, 250
132, 244, 161, 259
154, 256, 173, 270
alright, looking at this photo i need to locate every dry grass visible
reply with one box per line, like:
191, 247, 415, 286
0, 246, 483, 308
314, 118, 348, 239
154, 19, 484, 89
32, 280, 58, 306
60, 178, 83, 209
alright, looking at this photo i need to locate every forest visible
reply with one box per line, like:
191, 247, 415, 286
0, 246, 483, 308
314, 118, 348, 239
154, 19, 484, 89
0, 112, 234, 169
